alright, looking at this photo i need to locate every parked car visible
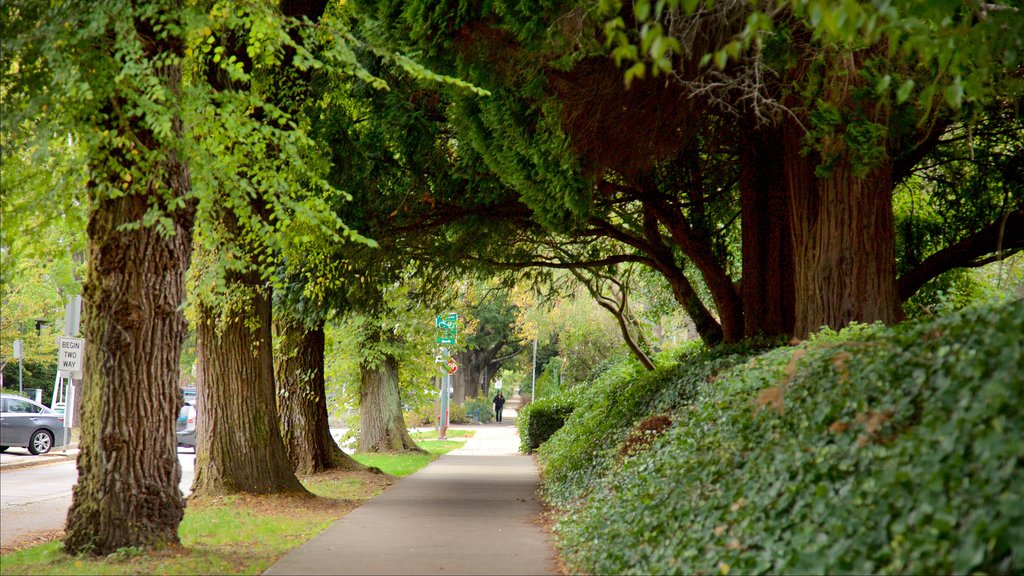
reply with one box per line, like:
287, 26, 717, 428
0, 393, 66, 455
176, 401, 196, 452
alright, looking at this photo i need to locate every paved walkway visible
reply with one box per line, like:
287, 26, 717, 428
265, 396, 558, 575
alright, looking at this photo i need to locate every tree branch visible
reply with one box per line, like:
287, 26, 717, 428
898, 208, 1024, 301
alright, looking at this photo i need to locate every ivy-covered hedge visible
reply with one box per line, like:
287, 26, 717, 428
530, 300, 1023, 575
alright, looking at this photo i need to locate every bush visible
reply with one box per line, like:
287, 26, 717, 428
518, 396, 575, 452
546, 300, 1024, 575
1, 361, 58, 403
447, 403, 469, 424
464, 395, 495, 423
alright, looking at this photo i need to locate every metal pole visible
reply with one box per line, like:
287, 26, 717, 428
531, 338, 537, 402
18, 355, 23, 394
439, 345, 450, 440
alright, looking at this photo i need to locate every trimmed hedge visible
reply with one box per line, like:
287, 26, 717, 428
518, 396, 575, 451
533, 300, 1024, 575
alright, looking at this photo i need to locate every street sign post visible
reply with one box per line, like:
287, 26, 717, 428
13, 340, 23, 393
435, 313, 458, 440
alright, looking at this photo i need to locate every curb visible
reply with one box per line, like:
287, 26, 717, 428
0, 451, 78, 472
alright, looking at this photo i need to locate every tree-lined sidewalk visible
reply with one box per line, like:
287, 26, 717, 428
266, 403, 557, 576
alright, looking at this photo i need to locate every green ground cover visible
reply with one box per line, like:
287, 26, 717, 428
524, 300, 1023, 575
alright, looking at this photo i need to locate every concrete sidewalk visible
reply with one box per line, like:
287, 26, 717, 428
265, 397, 558, 575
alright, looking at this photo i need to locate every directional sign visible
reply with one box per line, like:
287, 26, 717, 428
435, 313, 458, 331
58, 337, 85, 378
436, 336, 457, 345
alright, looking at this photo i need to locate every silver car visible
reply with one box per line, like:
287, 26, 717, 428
176, 401, 196, 452
0, 393, 66, 455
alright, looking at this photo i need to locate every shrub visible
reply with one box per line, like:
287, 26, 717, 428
464, 395, 494, 423
447, 403, 469, 424
547, 300, 1024, 575
518, 396, 575, 452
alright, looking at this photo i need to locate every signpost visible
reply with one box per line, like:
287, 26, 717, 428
52, 296, 83, 452
435, 313, 458, 440
13, 339, 23, 393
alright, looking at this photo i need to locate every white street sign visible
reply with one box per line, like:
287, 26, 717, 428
58, 337, 85, 378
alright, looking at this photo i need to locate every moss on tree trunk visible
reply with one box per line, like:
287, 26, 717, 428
63, 4, 192, 555
191, 279, 307, 496
358, 329, 424, 454
275, 315, 366, 474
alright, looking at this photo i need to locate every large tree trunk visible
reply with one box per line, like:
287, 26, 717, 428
740, 125, 795, 339
785, 122, 903, 338
64, 5, 191, 556
274, 315, 365, 474
358, 328, 424, 453
191, 279, 307, 495
452, 344, 504, 403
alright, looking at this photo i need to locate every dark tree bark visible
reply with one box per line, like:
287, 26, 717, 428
274, 315, 366, 474
452, 344, 506, 403
785, 118, 903, 338
191, 278, 308, 496
740, 125, 795, 338
358, 327, 424, 453
64, 4, 192, 556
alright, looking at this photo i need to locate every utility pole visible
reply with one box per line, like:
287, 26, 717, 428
531, 338, 537, 402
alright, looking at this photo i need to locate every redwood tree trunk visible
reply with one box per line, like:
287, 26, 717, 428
274, 315, 365, 474
191, 279, 307, 495
785, 123, 903, 338
358, 331, 423, 453
740, 125, 795, 339
64, 5, 191, 556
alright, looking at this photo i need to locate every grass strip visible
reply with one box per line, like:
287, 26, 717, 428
410, 428, 474, 440
351, 439, 464, 476
0, 439, 465, 574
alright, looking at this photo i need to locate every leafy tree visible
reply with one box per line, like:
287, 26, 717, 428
609, 0, 1024, 336
450, 281, 525, 403
360, 0, 1023, 346
4, 0, 197, 553
188, 1, 325, 498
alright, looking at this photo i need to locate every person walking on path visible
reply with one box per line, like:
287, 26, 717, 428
493, 391, 506, 423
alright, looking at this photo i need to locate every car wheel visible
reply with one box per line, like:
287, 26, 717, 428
28, 430, 53, 455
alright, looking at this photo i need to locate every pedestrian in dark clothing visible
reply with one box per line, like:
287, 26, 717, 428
493, 391, 506, 423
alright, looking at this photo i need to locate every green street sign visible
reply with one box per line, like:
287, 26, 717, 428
436, 336, 456, 345
435, 313, 458, 332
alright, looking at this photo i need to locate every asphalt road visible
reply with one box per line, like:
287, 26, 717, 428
0, 449, 196, 549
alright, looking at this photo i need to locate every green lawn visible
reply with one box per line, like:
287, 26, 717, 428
0, 439, 465, 575
409, 428, 474, 440
351, 438, 465, 476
